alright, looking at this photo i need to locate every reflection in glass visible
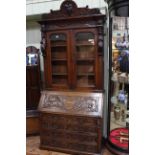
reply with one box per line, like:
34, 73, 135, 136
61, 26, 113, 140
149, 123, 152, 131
50, 33, 68, 86
50, 34, 67, 46
76, 32, 94, 44
26, 53, 38, 66
75, 32, 95, 87
109, 17, 129, 151
111, 17, 129, 129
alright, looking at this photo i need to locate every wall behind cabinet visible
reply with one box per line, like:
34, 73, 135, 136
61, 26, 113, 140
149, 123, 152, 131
26, 0, 107, 16
26, 21, 45, 86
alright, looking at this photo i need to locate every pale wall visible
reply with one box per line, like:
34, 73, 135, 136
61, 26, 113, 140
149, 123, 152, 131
26, 0, 107, 16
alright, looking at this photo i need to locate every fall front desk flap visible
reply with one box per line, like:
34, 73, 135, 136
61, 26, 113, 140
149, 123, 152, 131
38, 91, 104, 118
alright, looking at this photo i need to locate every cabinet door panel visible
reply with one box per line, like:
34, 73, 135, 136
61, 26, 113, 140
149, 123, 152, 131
72, 29, 98, 90
46, 31, 71, 89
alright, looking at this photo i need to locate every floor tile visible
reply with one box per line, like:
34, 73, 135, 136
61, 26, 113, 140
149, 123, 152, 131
26, 136, 113, 155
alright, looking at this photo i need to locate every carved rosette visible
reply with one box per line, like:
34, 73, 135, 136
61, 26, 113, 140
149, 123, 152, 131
60, 0, 77, 16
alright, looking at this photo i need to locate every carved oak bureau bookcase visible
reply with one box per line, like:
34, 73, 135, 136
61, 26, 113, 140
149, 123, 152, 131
38, 0, 105, 154
38, 91, 103, 155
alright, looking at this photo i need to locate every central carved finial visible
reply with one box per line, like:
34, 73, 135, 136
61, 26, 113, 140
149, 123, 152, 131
64, 2, 73, 16
60, 0, 77, 16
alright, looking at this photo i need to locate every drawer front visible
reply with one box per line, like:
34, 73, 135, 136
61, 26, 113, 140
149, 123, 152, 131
40, 129, 98, 144
40, 113, 101, 128
40, 113, 102, 153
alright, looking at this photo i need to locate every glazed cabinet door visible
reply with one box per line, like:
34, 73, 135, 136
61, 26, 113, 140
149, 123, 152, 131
44, 29, 103, 91
72, 29, 99, 91
45, 31, 71, 90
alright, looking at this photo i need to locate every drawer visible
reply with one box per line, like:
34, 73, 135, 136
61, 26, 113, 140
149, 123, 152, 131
40, 129, 99, 144
40, 113, 102, 127
40, 122, 101, 133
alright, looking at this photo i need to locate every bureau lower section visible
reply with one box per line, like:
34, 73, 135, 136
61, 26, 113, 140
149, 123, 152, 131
38, 91, 104, 155
39, 113, 103, 155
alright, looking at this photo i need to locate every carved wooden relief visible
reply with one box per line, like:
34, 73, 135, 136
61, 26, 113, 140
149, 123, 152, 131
42, 0, 101, 20
43, 94, 98, 112
45, 20, 98, 31
38, 91, 103, 117
39, 92, 103, 154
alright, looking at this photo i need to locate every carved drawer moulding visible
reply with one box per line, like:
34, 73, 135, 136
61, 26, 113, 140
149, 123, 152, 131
38, 91, 104, 118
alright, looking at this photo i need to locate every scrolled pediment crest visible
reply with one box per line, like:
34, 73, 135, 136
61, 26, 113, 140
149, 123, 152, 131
42, 0, 101, 20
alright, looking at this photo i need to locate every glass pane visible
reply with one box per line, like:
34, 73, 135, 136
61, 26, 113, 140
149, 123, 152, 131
52, 76, 68, 85
76, 46, 95, 59
75, 32, 95, 87
52, 61, 67, 74
77, 61, 94, 74
109, 16, 129, 151
77, 76, 95, 86
51, 46, 67, 59
50, 33, 68, 86
50, 34, 67, 46
26, 53, 38, 66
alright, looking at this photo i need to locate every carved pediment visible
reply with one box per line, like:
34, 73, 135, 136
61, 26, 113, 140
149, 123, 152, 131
42, 0, 101, 20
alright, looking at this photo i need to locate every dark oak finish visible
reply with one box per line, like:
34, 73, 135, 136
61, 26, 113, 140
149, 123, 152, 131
38, 0, 106, 92
38, 91, 104, 155
26, 46, 41, 135
38, 1, 105, 154
26, 111, 39, 135
26, 46, 41, 110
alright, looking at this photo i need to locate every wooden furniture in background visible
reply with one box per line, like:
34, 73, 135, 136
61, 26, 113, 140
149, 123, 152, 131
26, 46, 41, 110
26, 111, 39, 135
26, 46, 41, 135
38, 91, 104, 155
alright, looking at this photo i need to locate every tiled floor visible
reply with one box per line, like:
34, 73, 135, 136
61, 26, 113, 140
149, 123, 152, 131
26, 136, 114, 155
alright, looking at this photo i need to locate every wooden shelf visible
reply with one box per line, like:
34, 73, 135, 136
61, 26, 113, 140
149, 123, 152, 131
76, 58, 94, 61
77, 84, 95, 87
51, 44, 67, 47
52, 73, 67, 76
77, 73, 95, 76
76, 40, 95, 46
52, 59, 67, 61
76, 43, 94, 46
26, 64, 38, 68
